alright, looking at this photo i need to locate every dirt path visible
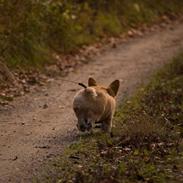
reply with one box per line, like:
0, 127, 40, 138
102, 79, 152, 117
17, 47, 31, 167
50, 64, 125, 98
1, 21, 183, 183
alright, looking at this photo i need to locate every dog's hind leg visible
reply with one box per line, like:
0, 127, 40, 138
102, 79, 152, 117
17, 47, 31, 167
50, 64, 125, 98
94, 120, 102, 129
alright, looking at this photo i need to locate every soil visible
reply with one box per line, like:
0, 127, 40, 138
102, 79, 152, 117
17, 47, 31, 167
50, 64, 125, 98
0, 20, 183, 183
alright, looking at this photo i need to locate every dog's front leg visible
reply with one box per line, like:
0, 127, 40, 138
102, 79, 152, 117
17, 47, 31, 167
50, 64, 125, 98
101, 117, 112, 133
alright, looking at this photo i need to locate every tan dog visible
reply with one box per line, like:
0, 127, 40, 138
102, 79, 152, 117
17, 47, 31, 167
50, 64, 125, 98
73, 77, 120, 133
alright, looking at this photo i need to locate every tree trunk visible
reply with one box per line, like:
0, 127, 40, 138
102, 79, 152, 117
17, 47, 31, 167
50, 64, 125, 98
0, 60, 17, 86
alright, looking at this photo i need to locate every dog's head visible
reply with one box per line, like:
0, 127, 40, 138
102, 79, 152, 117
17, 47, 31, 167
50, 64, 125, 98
88, 77, 120, 97
73, 77, 120, 132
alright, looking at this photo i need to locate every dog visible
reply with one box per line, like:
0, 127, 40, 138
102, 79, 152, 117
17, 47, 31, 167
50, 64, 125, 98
73, 77, 120, 133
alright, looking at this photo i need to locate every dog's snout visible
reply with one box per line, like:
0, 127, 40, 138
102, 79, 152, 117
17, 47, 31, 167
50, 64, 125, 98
80, 124, 86, 132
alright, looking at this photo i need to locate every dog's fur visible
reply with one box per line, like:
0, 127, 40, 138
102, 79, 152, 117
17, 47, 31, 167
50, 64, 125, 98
73, 77, 120, 133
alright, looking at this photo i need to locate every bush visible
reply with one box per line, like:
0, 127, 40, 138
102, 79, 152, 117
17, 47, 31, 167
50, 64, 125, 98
0, 0, 183, 67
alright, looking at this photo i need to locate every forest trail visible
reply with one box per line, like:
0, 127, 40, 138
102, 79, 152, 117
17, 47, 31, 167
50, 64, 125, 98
1, 20, 183, 182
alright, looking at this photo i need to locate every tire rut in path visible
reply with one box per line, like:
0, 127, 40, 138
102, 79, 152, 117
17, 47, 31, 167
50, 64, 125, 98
0, 21, 183, 182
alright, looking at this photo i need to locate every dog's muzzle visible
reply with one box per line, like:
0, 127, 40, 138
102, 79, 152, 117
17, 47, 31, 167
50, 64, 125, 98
77, 120, 92, 132
79, 124, 86, 132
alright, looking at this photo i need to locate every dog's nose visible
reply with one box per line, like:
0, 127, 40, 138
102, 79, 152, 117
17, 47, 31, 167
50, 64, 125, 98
80, 124, 85, 132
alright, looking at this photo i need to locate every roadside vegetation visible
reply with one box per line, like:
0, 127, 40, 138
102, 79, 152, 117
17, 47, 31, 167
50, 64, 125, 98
0, 0, 183, 68
35, 52, 183, 183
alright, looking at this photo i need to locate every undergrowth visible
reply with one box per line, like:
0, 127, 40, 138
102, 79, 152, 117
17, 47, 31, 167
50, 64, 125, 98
0, 0, 183, 68
34, 53, 183, 182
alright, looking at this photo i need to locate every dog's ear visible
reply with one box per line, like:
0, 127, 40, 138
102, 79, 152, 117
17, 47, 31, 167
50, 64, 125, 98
107, 80, 120, 97
88, 77, 97, 86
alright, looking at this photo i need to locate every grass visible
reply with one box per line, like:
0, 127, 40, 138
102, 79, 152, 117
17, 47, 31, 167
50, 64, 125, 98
1, 0, 183, 68
34, 52, 183, 182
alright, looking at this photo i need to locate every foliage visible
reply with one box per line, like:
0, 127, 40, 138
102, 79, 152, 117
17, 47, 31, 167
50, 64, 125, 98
0, 0, 183, 67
